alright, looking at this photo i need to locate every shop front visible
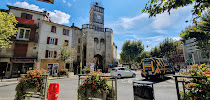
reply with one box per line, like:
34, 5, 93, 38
11, 58, 36, 77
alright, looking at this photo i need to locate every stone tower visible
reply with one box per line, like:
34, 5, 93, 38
81, 1, 115, 72
89, 2, 104, 29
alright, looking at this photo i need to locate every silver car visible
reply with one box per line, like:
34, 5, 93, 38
110, 67, 136, 79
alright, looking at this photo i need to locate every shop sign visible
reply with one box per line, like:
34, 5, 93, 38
11, 58, 35, 63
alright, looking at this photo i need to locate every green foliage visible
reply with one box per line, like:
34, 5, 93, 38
0, 12, 18, 49
180, 10, 210, 63
136, 51, 151, 62
179, 64, 210, 100
150, 46, 162, 58
159, 38, 179, 58
120, 40, 144, 64
142, 0, 210, 23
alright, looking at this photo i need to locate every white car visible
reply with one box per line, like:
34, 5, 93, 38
110, 67, 136, 79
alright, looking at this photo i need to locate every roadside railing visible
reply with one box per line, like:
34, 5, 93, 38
173, 75, 210, 100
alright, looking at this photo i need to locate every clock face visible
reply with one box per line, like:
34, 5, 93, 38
97, 15, 101, 20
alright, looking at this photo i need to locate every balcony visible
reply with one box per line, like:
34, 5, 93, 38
82, 24, 113, 32
16, 17, 35, 25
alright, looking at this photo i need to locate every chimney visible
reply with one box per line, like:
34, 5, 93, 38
72, 23, 75, 27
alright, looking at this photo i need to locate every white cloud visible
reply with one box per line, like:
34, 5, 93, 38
151, 5, 193, 30
14, 1, 45, 12
171, 37, 181, 41
62, 0, 66, 3
67, 3, 72, 7
13, 2, 71, 24
49, 10, 71, 24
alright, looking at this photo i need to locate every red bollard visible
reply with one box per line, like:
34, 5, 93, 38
47, 83, 59, 100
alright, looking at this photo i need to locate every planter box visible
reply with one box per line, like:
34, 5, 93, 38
24, 88, 39, 93
86, 90, 106, 100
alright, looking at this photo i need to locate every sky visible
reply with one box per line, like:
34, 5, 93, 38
0, 0, 193, 59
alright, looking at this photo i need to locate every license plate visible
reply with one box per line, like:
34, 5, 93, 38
148, 71, 152, 75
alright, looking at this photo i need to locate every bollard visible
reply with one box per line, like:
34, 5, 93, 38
17, 71, 20, 80
47, 83, 59, 100
1, 71, 5, 81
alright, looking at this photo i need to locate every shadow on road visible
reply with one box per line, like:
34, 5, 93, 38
137, 76, 173, 84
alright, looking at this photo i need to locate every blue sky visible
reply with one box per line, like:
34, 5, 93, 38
0, 0, 193, 58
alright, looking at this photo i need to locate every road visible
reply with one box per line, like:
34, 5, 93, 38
0, 71, 178, 100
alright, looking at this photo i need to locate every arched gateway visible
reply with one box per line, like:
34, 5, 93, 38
94, 54, 104, 72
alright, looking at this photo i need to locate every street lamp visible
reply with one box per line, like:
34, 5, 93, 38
80, 32, 86, 74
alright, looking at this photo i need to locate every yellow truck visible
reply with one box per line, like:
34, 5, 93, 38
139, 58, 175, 80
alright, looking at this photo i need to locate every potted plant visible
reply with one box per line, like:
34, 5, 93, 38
179, 64, 210, 100
78, 71, 115, 100
15, 69, 49, 100
58, 68, 68, 77
82, 67, 91, 74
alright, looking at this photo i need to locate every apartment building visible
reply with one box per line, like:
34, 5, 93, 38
36, 20, 73, 76
0, 5, 73, 77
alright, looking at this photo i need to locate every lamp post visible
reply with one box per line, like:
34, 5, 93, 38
80, 32, 85, 74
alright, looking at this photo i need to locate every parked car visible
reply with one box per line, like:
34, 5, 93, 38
110, 67, 136, 79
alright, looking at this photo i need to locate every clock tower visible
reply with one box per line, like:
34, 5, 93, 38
90, 2, 104, 29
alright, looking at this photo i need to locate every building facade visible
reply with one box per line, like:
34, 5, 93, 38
0, 2, 118, 77
80, 2, 117, 72
0, 5, 73, 77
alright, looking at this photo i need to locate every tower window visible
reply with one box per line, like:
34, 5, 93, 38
100, 39, 105, 43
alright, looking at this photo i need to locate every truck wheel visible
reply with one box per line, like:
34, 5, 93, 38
160, 75, 165, 80
146, 76, 150, 80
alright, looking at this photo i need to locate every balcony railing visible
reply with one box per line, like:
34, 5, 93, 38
82, 24, 113, 32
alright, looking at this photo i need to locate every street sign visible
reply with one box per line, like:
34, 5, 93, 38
185, 38, 196, 44
185, 38, 198, 53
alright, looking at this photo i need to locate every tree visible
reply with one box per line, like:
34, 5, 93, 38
119, 40, 144, 66
0, 12, 18, 48
149, 38, 179, 66
58, 42, 76, 71
150, 46, 162, 58
136, 51, 151, 62
142, 0, 210, 23
180, 10, 210, 64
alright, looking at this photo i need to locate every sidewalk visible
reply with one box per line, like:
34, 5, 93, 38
0, 73, 78, 87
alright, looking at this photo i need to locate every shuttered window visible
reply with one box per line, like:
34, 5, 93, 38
46, 50, 57, 58
21, 13, 33, 19
51, 26, 56, 33
47, 37, 58, 45
63, 29, 69, 36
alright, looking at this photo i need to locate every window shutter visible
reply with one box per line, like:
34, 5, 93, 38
54, 26, 56, 33
45, 50, 48, 58
47, 37, 50, 44
67, 30, 69, 36
55, 38, 58, 45
51, 26, 55, 32
54, 51, 57, 58
28, 14, 33, 19
63, 29, 65, 35
21, 13, 26, 18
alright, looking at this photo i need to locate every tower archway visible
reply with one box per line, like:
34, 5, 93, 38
94, 54, 103, 71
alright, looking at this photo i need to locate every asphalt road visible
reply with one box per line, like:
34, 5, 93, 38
0, 71, 179, 100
